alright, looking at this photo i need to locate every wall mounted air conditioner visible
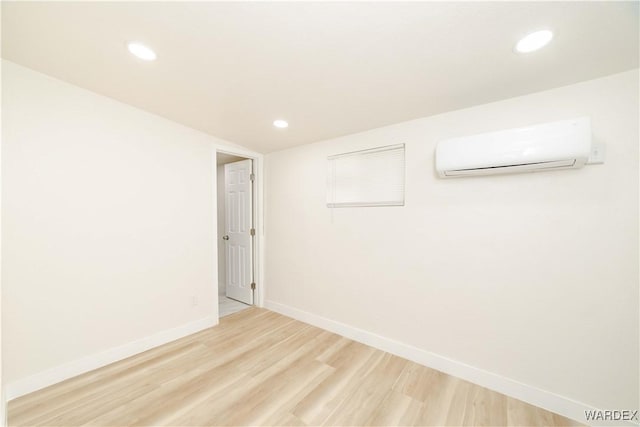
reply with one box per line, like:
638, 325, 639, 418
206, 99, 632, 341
435, 117, 594, 178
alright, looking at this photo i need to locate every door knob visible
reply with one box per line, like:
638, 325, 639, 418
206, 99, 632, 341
222, 235, 229, 240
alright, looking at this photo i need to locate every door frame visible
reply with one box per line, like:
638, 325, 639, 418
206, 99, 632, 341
213, 148, 264, 313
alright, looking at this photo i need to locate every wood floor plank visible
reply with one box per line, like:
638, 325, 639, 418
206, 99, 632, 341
8, 308, 583, 427
468, 383, 509, 426
11, 342, 209, 426
291, 344, 381, 425
216, 359, 333, 426
394, 362, 450, 404
412, 371, 459, 426
9, 339, 203, 417
82, 347, 250, 426
365, 390, 423, 426
323, 352, 408, 426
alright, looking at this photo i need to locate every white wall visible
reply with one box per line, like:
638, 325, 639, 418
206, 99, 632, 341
1, 61, 256, 396
265, 70, 639, 420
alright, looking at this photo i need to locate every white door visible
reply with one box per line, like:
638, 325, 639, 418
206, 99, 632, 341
223, 159, 253, 304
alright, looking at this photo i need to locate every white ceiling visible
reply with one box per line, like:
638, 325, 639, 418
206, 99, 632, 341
2, 2, 638, 153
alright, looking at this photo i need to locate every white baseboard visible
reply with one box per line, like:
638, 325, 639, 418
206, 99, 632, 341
6, 316, 217, 401
264, 300, 609, 427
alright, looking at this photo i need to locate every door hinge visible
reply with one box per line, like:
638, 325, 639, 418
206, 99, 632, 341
250, 282, 256, 290
250, 173, 255, 181
250, 228, 255, 236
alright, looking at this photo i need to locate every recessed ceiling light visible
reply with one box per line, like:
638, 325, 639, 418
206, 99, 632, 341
515, 30, 553, 53
127, 42, 157, 61
273, 119, 289, 128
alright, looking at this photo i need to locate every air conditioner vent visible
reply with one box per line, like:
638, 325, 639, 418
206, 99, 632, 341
444, 159, 577, 177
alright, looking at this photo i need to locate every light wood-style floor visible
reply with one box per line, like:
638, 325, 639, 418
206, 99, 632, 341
9, 308, 581, 426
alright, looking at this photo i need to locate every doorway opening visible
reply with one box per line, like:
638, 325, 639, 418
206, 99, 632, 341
216, 151, 256, 318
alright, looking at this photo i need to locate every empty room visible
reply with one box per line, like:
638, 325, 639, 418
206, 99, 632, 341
1, 1, 638, 426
